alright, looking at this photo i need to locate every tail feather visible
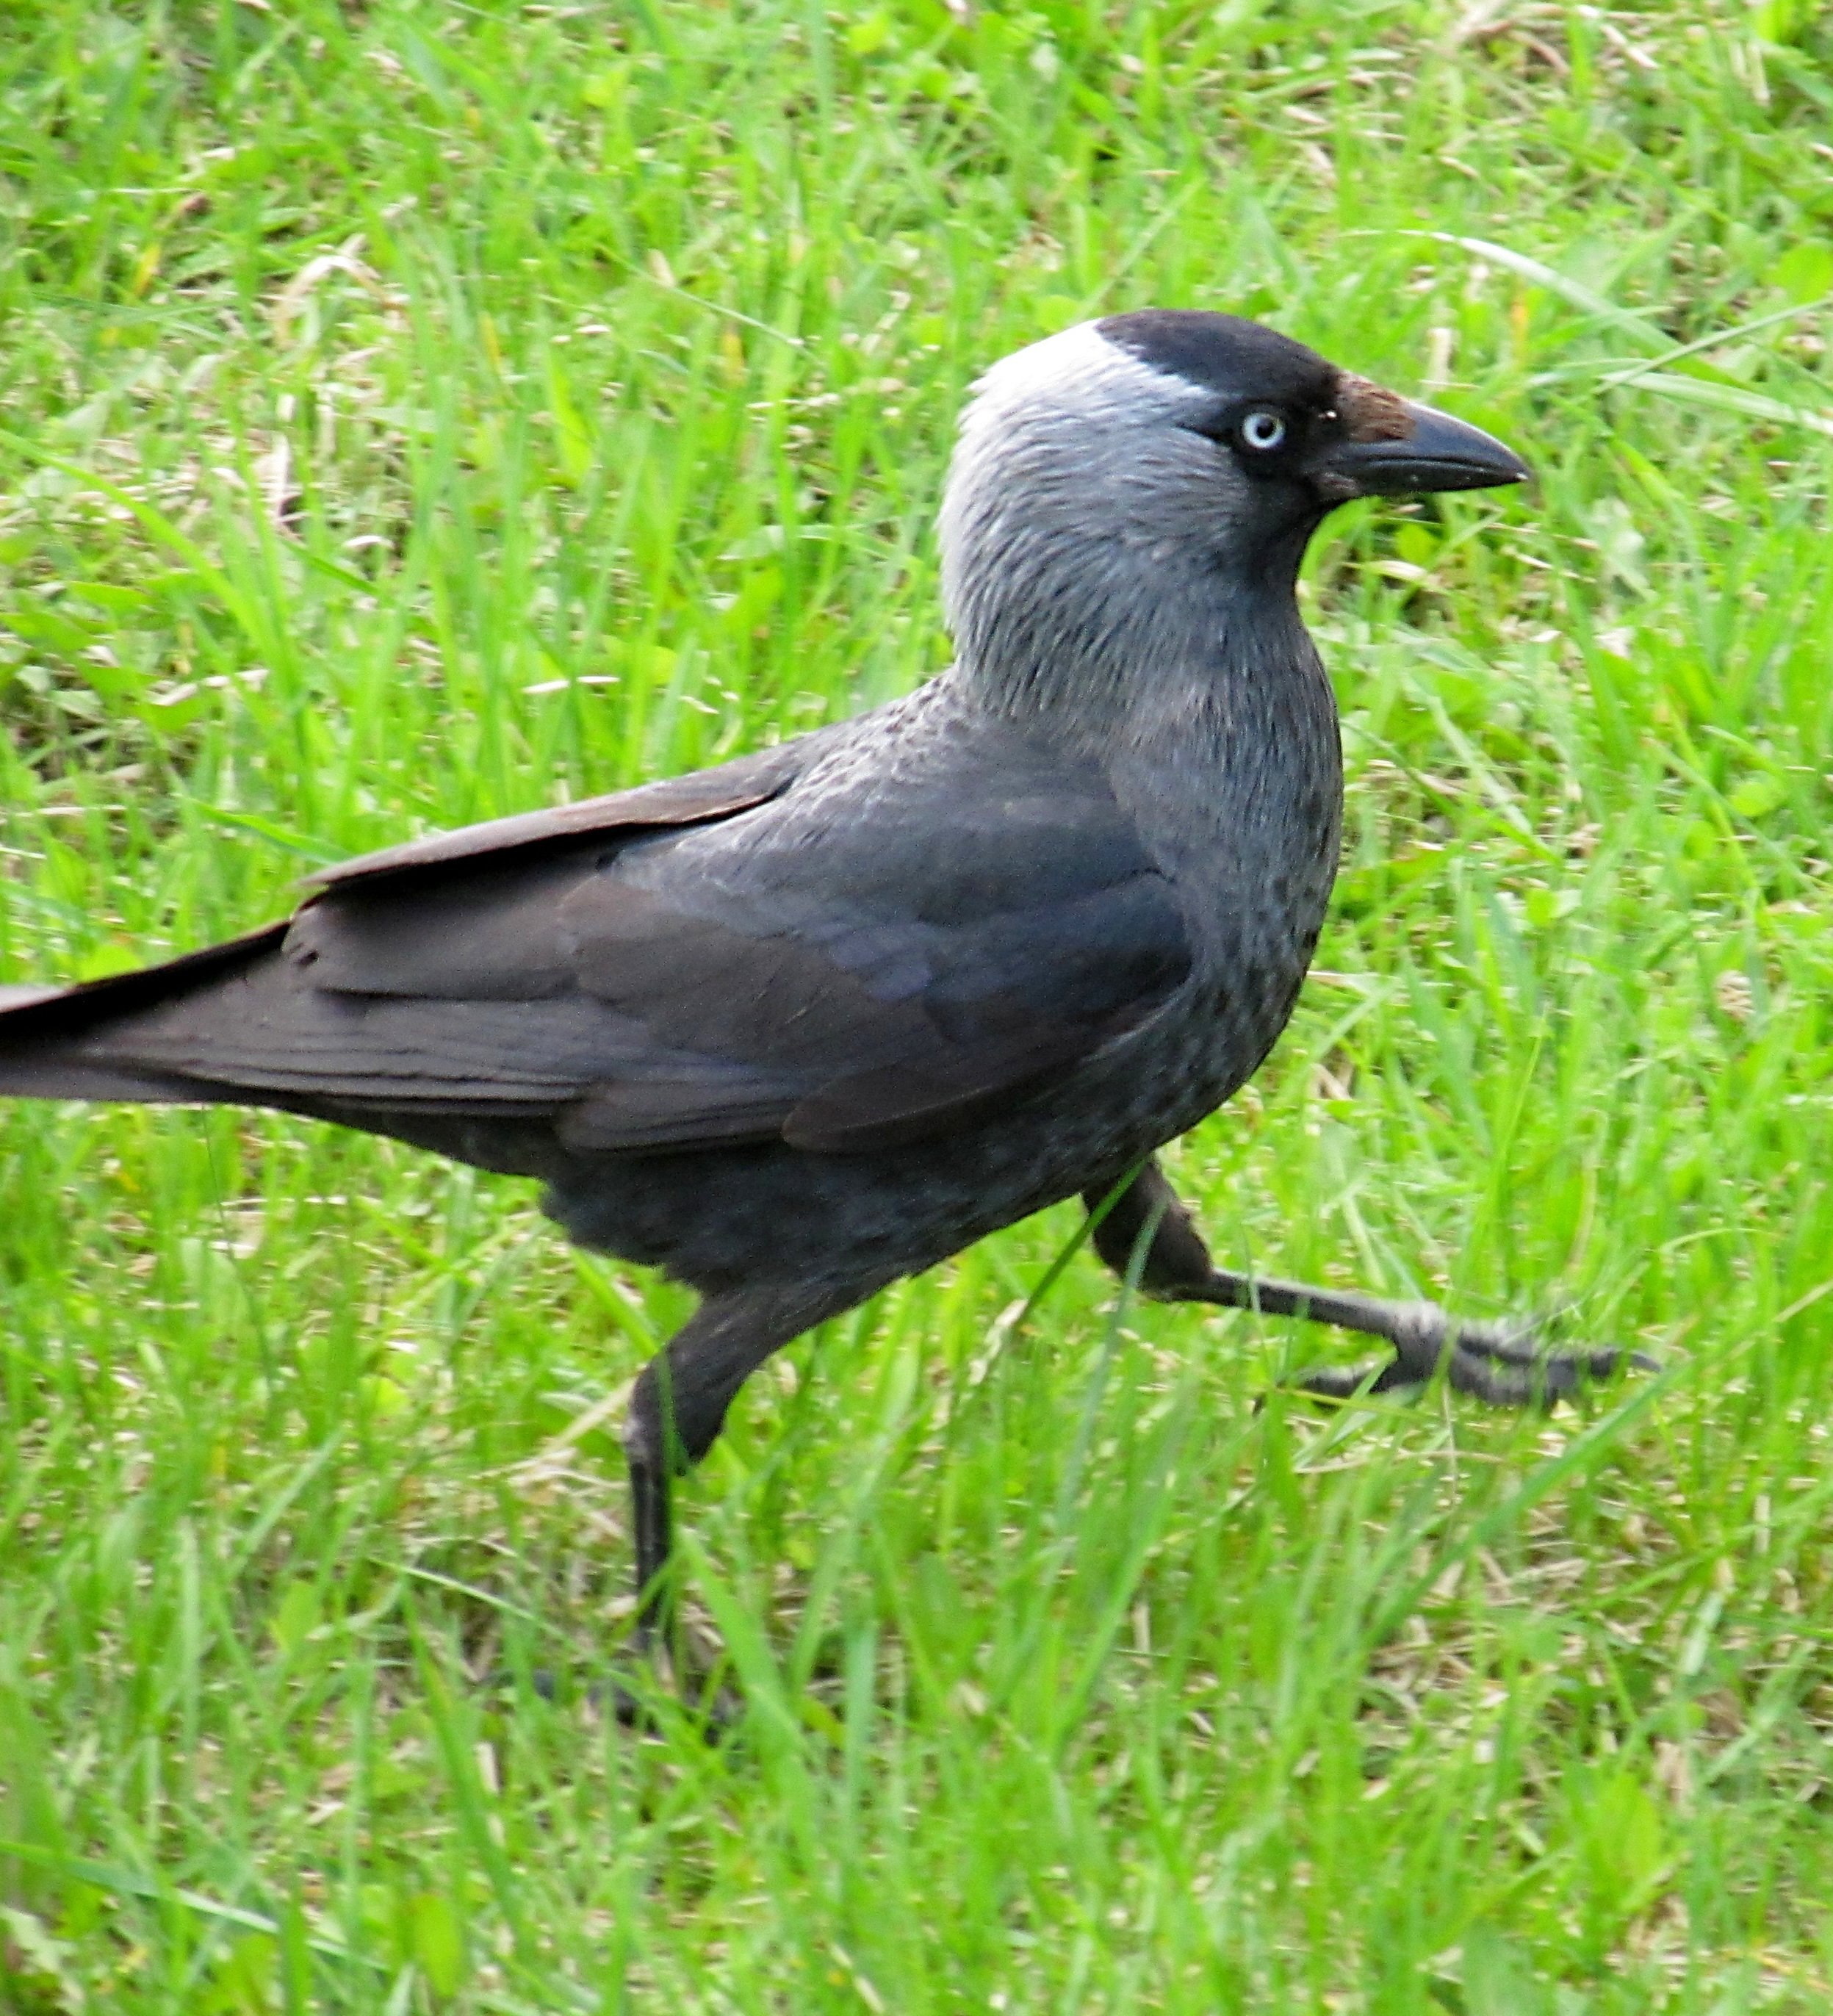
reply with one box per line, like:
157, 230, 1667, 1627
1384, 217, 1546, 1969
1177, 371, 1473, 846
0, 922, 289, 1104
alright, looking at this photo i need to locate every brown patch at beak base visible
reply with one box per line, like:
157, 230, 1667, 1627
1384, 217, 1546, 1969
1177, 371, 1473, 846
1333, 372, 1411, 443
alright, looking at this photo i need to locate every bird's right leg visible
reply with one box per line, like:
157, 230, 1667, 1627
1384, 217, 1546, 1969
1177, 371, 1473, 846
622, 1278, 876, 1669
1084, 1159, 1650, 1405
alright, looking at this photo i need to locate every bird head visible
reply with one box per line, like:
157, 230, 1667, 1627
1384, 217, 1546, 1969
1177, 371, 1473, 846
1095, 307, 1526, 505
940, 309, 1526, 713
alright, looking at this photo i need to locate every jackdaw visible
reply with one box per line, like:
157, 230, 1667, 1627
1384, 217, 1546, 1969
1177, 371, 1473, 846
0, 311, 1639, 1668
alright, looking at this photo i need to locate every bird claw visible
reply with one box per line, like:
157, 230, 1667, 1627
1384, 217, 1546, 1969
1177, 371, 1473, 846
1292, 1303, 1655, 1409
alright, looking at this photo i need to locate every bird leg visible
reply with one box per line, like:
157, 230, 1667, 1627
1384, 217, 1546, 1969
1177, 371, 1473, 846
1084, 1159, 1651, 1405
622, 1278, 876, 1677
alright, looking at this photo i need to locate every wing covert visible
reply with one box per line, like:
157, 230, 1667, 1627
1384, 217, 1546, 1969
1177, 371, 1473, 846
549, 737, 1194, 1152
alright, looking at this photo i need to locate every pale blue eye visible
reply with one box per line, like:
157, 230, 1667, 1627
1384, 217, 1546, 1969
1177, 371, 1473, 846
1241, 410, 1286, 452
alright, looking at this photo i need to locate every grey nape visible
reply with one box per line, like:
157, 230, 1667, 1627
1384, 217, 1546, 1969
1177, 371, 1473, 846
0, 310, 1645, 1706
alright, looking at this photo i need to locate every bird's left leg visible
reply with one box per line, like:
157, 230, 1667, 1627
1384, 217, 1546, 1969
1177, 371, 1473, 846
622, 1277, 879, 1672
1083, 1158, 1649, 1405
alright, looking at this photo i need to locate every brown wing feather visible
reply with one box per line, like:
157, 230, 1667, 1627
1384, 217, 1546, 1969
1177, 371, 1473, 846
305, 742, 807, 893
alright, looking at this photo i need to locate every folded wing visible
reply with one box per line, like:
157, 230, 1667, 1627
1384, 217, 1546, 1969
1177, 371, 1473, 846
0, 718, 1193, 1157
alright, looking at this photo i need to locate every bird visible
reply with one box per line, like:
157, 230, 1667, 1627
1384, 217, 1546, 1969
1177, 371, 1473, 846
0, 310, 1641, 1685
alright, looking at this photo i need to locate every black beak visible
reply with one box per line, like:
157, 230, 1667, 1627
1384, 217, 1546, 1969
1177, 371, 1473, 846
1322, 400, 1529, 498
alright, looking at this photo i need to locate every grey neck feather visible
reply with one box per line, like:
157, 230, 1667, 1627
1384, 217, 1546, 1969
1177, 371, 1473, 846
937, 322, 1323, 758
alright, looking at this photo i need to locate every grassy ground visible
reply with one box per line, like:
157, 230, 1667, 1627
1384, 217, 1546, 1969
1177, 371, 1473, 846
3, 0, 1833, 2007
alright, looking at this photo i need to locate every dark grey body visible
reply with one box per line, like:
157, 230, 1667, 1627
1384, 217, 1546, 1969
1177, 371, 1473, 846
12, 647, 1335, 1293
548, 651, 1338, 1291
2, 312, 1633, 1687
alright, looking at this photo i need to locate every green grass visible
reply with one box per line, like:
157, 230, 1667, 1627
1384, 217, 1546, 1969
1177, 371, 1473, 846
3, 0, 1833, 2007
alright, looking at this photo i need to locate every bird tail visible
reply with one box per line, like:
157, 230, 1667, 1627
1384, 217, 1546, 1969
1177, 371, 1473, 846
0, 923, 289, 1103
